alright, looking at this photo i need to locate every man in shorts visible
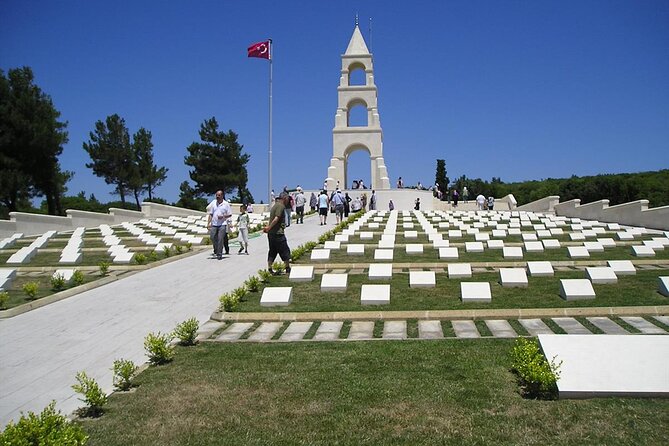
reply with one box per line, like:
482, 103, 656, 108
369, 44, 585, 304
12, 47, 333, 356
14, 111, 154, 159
263, 192, 292, 275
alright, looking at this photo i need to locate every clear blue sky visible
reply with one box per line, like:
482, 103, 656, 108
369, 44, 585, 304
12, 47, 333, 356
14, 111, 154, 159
2, 0, 668, 204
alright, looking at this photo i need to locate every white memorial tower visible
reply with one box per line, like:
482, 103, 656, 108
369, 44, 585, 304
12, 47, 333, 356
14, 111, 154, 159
325, 23, 391, 190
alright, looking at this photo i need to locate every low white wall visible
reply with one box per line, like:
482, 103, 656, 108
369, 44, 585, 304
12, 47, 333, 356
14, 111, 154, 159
141, 202, 206, 218
554, 199, 669, 231
517, 195, 560, 213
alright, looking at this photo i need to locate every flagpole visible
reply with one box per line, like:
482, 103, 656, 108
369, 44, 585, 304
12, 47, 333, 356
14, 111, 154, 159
268, 39, 273, 205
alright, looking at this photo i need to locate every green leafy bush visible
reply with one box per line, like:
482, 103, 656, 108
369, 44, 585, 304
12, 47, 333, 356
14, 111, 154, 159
50, 273, 67, 291
0, 291, 9, 310
112, 359, 138, 391
174, 245, 183, 254
72, 371, 107, 417
72, 270, 85, 286
0, 401, 88, 445
245, 276, 261, 292
173, 317, 199, 346
272, 262, 285, 274
134, 253, 147, 265
22, 281, 39, 299
149, 250, 159, 262
98, 261, 110, 276
258, 269, 271, 283
232, 286, 248, 302
219, 292, 240, 312
510, 338, 562, 399
185, 242, 192, 251
162, 246, 172, 258
144, 331, 175, 365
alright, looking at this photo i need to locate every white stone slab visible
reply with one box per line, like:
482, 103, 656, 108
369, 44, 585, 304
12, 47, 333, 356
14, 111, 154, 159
542, 239, 561, 249
652, 237, 669, 246
310, 249, 331, 261
569, 232, 585, 241
643, 240, 665, 251
405, 244, 424, 255
616, 231, 634, 241
487, 239, 504, 250
112, 252, 134, 264
460, 282, 491, 303
347, 321, 374, 340
587, 317, 629, 335
492, 229, 506, 238
620, 317, 667, 334
597, 238, 616, 248
448, 229, 463, 239
499, 268, 528, 287
437, 247, 458, 260
585, 267, 618, 284
503, 246, 523, 259
538, 334, 669, 398
448, 263, 472, 278
486, 320, 517, 338
382, 320, 407, 339
519, 318, 554, 336
452, 320, 480, 338
524, 241, 544, 253
260, 287, 293, 306
52, 269, 75, 282
418, 320, 444, 339
527, 261, 554, 277
409, 271, 436, 288
321, 273, 348, 292
246, 322, 283, 341
334, 234, 349, 242
289, 265, 314, 282
522, 233, 538, 241
403, 230, 418, 239
374, 249, 394, 260
368, 263, 393, 280
553, 317, 592, 334
323, 241, 341, 249
632, 245, 655, 257
216, 322, 254, 341
536, 230, 552, 238
347, 244, 365, 255
606, 260, 636, 275
465, 242, 484, 253
360, 284, 391, 305
659, 277, 669, 297
359, 231, 374, 240
567, 246, 590, 258
312, 321, 344, 341
583, 241, 604, 253
560, 279, 596, 300
279, 322, 313, 341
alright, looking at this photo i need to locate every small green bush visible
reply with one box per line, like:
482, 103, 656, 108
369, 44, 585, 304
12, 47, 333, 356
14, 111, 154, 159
0, 291, 9, 310
112, 359, 138, 392
22, 281, 39, 299
162, 246, 172, 258
174, 245, 183, 254
149, 250, 159, 262
219, 292, 239, 312
72, 270, 85, 286
0, 401, 88, 445
144, 331, 175, 365
203, 237, 212, 245
134, 252, 147, 265
185, 242, 193, 251
72, 371, 107, 417
232, 286, 248, 302
173, 317, 199, 346
510, 338, 562, 399
98, 261, 110, 276
50, 273, 67, 292
245, 276, 261, 292
258, 269, 271, 283
272, 262, 285, 274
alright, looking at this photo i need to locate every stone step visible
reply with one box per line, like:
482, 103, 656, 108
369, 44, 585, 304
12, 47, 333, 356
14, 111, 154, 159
485, 319, 517, 338
312, 321, 344, 341
279, 322, 313, 341
418, 320, 444, 339
247, 322, 283, 341
452, 320, 480, 338
586, 317, 629, 335
215, 322, 254, 341
621, 317, 667, 334
382, 320, 407, 340
518, 318, 553, 336
348, 321, 374, 340
552, 317, 592, 334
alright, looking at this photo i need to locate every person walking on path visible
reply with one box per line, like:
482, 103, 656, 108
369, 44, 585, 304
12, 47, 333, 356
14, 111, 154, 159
263, 192, 292, 275
332, 189, 345, 224
453, 189, 459, 207
488, 196, 495, 211
207, 190, 232, 259
414, 197, 421, 210
476, 193, 485, 210
318, 190, 329, 225
309, 192, 317, 212
237, 204, 250, 254
463, 187, 469, 203
389, 199, 395, 211
397, 177, 404, 188
361, 193, 367, 211
369, 190, 377, 210
344, 192, 351, 217
294, 187, 306, 224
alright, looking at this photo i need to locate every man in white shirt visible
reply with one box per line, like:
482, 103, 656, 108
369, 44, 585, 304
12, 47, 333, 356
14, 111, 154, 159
476, 193, 486, 210
294, 187, 306, 224
207, 190, 232, 259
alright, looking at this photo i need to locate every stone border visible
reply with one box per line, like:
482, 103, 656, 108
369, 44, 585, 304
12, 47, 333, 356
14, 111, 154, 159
0, 246, 209, 318
212, 305, 669, 322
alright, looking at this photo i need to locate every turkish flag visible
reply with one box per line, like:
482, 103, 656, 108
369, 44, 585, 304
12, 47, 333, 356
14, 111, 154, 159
248, 40, 271, 59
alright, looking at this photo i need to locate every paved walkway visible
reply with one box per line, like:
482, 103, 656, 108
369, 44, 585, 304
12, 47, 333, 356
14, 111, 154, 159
0, 215, 330, 426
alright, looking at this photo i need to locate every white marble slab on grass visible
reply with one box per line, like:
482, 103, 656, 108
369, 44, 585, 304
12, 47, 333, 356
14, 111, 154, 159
567, 246, 590, 259
460, 282, 491, 303
474, 233, 490, 242
499, 268, 528, 287
404, 230, 418, 239
377, 240, 395, 249
549, 228, 564, 236
652, 237, 669, 246
538, 334, 669, 398
374, 249, 394, 260
527, 261, 554, 277
569, 232, 586, 241
6, 247, 37, 265
361, 284, 391, 305
405, 244, 424, 255
585, 267, 618, 284
583, 241, 604, 253
524, 241, 544, 253
659, 277, 669, 297
631, 245, 655, 257
59, 250, 82, 264
320, 273, 348, 292
552, 317, 592, 334
311, 249, 331, 261
465, 242, 485, 253
438, 247, 459, 259
643, 240, 665, 251
448, 263, 472, 278
492, 229, 507, 238
289, 266, 314, 282
347, 244, 365, 256
323, 241, 341, 250
487, 240, 504, 250
432, 239, 450, 249
359, 232, 374, 240
448, 229, 463, 239
260, 287, 293, 306
597, 238, 616, 248
52, 269, 75, 282
542, 239, 561, 249
616, 232, 634, 241
586, 317, 628, 335
536, 230, 552, 238
560, 279, 596, 301
409, 271, 436, 288
522, 233, 538, 241
368, 263, 393, 280
503, 246, 523, 259
334, 234, 349, 242
508, 228, 522, 236
606, 260, 636, 275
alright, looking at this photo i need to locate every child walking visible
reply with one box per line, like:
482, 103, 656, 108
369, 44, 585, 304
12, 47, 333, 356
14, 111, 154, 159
237, 204, 250, 254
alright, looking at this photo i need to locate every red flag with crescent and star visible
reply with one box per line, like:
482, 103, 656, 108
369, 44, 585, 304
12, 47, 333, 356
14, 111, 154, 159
247, 40, 271, 59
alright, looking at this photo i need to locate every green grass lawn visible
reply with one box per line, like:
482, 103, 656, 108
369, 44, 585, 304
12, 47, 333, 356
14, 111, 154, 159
236, 269, 668, 313
78, 340, 669, 446
0, 273, 99, 310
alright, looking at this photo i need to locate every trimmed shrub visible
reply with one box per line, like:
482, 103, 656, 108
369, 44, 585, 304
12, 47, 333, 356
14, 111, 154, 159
174, 245, 183, 254
51, 273, 67, 292
0, 291, 8, 310
258, 269, 271, 283
72, 270, 85, 286
22, 281, 39, 299
98, 261, 110, 276
510, 337, 562, 399
162, 245, 172, 258
272, 262, 285, 274
219, 292, 239, 312
144, 331, 175, 365
0, 401, 88, 445
245, 276, 261, 292
112, 359, 138, 392
134, 252, 147, 265
72, 371, 107, 417
148, 250, 159, 262
173, 317, 199, 346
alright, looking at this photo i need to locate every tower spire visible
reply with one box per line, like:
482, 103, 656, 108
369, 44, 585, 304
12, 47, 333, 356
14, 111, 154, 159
355, 13, 359, 26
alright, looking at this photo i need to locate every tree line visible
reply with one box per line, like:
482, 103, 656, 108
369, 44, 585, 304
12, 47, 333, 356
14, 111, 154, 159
1, 66, 252, 218
435, 160, 669, 208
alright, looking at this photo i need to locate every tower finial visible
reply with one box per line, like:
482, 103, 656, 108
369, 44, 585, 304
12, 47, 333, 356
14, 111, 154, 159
355, 13, 359, 26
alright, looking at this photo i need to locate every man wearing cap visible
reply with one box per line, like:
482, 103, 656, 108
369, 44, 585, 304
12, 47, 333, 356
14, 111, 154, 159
294, 187, 306, 224
263, 192, 292, 275
332, 189, 345, 224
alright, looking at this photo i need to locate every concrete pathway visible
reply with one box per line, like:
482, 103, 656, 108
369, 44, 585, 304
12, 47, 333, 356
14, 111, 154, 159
0, 215, 328, 426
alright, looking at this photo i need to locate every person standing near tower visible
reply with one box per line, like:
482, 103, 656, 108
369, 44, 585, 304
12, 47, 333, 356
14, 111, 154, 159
263, 192, 291, 275
207, 190, 232, 260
